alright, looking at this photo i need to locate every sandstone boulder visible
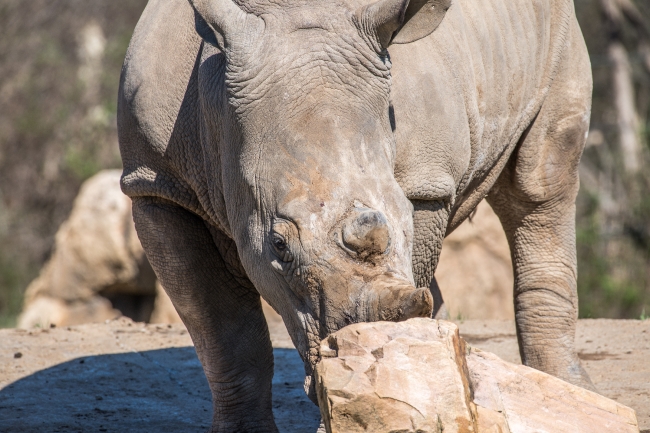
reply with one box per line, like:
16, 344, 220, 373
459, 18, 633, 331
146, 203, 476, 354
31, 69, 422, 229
316, 319, 639, 433
437, 200, 514, 320
18, 170, 177, 327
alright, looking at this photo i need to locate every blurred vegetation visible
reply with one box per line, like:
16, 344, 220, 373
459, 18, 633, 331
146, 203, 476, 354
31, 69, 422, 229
0, 0, 649, 326
0, 0, 148, 326
575, 0, 650, 319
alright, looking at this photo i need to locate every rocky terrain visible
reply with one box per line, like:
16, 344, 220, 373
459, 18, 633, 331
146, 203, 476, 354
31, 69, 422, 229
1, 314, 648, 432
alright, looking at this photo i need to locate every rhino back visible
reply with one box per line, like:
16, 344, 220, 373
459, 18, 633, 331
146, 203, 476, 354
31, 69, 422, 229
118, 0, 584, 235
390, 0, 580, 227
118, 0, 220, 225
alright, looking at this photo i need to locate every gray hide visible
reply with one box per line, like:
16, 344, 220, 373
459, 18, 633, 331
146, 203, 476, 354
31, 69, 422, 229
118, 0, 593, 430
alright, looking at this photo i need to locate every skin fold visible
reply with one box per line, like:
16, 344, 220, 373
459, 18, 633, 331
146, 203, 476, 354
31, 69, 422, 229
118, 0, 594, 430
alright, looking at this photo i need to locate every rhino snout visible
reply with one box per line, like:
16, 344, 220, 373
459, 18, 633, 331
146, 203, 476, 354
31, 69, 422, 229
342, 208, 390, 259
375, 285, 433, 322
356, 281, 433, 323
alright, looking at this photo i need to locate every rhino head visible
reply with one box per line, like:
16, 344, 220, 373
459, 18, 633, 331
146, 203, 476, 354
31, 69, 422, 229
190, 0, 449, 398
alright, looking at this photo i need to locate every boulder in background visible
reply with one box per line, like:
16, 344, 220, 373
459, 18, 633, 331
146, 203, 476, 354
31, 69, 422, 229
18, 170, 160, 327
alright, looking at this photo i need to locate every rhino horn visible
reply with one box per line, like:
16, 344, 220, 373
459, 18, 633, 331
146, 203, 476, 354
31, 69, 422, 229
342, 208, 391, 259
362, 284, 434, 322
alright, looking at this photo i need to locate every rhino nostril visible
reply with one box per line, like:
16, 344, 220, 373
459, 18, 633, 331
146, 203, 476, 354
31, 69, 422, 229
342, 208, 390, 258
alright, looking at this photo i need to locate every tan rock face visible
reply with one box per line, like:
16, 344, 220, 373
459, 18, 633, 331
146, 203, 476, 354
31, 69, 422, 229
17, 296, 117, 328
316, 318, 476, 433
316, 319, 640, 433
468, 349, 639, 433
18, 170, 175, 328
436, 201, 514, 320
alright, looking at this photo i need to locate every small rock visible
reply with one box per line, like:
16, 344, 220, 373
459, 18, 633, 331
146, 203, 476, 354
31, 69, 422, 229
13, 352, 22, 359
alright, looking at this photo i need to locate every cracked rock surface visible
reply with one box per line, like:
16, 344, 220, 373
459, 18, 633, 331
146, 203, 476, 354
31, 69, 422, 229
316, 319, 642, 433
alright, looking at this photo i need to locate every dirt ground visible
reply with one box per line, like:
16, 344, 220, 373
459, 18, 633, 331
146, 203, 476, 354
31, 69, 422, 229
1, 315, 648, 432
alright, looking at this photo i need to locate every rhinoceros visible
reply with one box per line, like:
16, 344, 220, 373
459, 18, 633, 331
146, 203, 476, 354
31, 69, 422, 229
118, 0, 594, 429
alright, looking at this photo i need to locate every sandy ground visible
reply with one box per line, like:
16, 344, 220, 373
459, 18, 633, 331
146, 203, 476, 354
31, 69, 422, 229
1, 313, 648, 432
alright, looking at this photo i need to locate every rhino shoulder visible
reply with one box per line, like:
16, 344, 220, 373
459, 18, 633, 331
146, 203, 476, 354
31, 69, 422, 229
118, 0, 212, 219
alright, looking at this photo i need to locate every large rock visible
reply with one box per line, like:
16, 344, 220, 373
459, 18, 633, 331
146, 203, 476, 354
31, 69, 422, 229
315, 319, 639, 433
18, 170, 174, 327
468, 349, 639, 433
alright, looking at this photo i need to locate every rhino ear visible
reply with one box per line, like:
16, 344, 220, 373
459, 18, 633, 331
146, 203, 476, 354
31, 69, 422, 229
189, 0, 250, 50
360, 0, 451, 48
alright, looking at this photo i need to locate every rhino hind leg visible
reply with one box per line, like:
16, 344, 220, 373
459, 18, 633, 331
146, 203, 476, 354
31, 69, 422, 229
132, 197, 278, 433
486, 20, 595, 391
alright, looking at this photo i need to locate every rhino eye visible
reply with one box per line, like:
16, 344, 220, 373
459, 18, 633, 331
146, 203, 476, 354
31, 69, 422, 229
272, 234, 287, 252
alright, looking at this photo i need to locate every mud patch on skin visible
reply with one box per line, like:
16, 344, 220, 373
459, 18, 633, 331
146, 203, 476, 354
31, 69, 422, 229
281, 159, 336, 217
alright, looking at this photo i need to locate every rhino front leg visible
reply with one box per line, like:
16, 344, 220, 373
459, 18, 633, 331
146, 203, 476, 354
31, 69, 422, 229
488, 187, 594, 390
486, 17, 594, 390
132, 197, 277, 433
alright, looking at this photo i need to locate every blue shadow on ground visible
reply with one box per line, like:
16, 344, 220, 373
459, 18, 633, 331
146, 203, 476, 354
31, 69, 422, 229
0, 347, 320, 433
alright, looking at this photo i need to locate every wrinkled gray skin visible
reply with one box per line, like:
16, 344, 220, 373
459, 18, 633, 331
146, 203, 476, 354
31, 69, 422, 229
118, 0, 593, 430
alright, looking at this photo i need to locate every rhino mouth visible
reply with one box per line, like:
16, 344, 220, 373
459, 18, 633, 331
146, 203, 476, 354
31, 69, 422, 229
295, 280, 433, 404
